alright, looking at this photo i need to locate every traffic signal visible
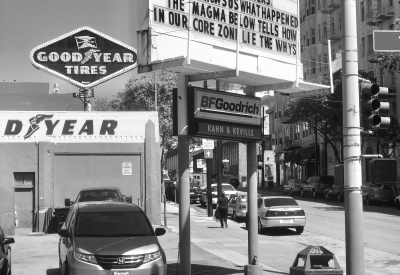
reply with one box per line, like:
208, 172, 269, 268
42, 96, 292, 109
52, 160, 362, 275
257, 155, 261, 162
361, 83, 391, 130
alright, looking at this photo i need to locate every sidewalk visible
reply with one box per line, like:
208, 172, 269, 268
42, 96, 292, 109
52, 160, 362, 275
160, 201, 288, 275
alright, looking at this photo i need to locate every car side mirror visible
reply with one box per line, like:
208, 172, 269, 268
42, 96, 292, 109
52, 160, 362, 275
155, 227, 166, 236
4, 238, 15, 245
64, 198, 71, 206
125, 195, 132, 203
58, 228, 70, 238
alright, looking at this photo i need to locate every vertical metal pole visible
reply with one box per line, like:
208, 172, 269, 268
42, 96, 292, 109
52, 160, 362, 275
154, 72, 158, 111
261, 106, 265, 188
295, 0, 300, 88
247, 141, 259, 264
163, 195, 167, 227
341, 0, 365, 274
236, 13, 240, 76
328, 40, 334, 94
186, 1, 191, 65
315, 121, 318, 175
206, 159, 213, 217
217, 141, 222, 197
244, 88, 261, 274
177, 74, 191, 275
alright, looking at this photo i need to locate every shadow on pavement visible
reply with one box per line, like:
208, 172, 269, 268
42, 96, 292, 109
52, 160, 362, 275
167, 263, 243, 275
46, 268, 59, 275
239, 226, 300, 237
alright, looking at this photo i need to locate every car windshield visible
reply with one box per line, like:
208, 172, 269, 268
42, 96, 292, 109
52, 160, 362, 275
75, 212, 153, 237
77, 190, 120, 202
264, 198, 299, 207
211, 185, 235, 192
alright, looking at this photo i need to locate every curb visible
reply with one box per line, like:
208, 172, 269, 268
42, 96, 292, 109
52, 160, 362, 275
28, 232, 46, 236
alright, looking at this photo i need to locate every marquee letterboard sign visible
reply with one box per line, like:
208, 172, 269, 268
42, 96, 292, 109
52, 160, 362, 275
188, 87, 262, 141
30, 26, 137, 89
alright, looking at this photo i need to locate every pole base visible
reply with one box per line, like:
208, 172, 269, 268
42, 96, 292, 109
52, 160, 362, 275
244, 264, 263, 275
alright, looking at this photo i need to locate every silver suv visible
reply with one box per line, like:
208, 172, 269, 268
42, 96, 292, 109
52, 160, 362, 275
58, 202, 166, 275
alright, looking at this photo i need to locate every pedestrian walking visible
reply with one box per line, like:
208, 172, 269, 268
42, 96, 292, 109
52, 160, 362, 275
217, 192, 229, 228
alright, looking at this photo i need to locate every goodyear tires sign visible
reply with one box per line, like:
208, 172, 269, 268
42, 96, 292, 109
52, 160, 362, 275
30, 26, 137, 89
188, 87, 262, 141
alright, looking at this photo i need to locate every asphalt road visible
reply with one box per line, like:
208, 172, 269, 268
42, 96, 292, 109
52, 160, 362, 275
188, 189, 400, 274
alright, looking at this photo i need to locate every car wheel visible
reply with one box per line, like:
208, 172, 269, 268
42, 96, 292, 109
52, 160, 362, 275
324, 192, 330, 200
258, 218, 263, 234
337, 193, 342, 202
395, 200, 400, 210
290, 189, 294, 196
366, 196, 371, 206
312, 190, 317, 198
233, 212, 238, 221
300, 189, 304, 197
296, 226, 304, 234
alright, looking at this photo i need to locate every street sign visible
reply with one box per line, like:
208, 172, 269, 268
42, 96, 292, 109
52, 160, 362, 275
373, 30, 400, 52
30, 26, 137, 89
204, 149, 213, 159
202, 139, 214, 150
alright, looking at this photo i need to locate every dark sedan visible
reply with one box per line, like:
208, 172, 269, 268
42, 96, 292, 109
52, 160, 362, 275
0, 225, 14, 275
282, 179, 306, 196
176, 182, 202, 203
324, 184, 345, 202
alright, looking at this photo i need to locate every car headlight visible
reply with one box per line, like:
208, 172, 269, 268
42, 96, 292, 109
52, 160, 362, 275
74, 251, 98, 264
143, 250, 162, 263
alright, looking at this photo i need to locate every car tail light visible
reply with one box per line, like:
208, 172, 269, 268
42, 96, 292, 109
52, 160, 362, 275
294, 210, 305, 216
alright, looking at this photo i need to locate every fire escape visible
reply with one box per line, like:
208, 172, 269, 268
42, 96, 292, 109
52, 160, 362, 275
320, 0, 341, 45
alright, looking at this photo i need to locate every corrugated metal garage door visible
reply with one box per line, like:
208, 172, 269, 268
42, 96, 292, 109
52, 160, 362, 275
53, 154, 141, 207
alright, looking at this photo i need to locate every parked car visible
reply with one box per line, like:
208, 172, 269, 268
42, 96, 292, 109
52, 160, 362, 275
362, 183, 395, 206
58, 202, 167, 275
246, 196, 306, 234
65, 187, 132, 206
175, 181, 201, 203
324, 184, 345, 202
300, 175, 334, 198
228, 192, 247, 221
282, 179, 306, 196
0, 224, 14, 275
228, 177, 240, 189
395, 195, 400, 209
200, 183, 236, 207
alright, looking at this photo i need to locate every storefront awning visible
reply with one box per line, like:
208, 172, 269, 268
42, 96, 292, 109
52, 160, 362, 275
301, 147, 315, 162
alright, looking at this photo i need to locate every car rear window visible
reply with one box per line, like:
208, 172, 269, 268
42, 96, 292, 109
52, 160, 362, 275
211, 185, 235, 192
77, 190, 120, 202
75, 212, 153, 237
264, 198, 299, 207
321, 177, 334, 184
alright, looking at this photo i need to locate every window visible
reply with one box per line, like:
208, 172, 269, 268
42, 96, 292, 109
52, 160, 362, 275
306, 0, 309, 16
389, 0, 393, 7
318, 24, 321, 41
300, 8, 304, 23
306, 30, 310, 46
367, 0, 371, 15
339, 13, 342, 31
14, 172, 34, 188
311, 0, 315, 14
361, 1, 365, 22
318, 54, 322, 72
323, 22, 327, 40
301, 36, 305, 52
367, 35, 373, 54
311, 28, 315, 44
331, 48, 335, 61
361, 37, 365, 57
311, 59, 316, 75
324, 54, 328, 71
331, 16, 335, 35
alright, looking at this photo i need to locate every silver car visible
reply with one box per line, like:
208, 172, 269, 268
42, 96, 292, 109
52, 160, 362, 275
58, 202, 166, 275
247, 196, 306, 234
228, 192, 248, 221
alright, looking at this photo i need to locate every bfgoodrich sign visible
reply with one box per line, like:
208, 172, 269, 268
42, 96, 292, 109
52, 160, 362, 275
30, 26, 137, 89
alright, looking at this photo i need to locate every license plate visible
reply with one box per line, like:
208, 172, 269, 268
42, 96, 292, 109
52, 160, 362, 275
280, 219, 294, 223
113, 271, 129, 275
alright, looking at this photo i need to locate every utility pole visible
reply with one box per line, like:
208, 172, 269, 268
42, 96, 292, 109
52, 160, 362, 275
216, 80, 222, 197
244, 87, 262, 275
177, 74, 191, 275
341, 0, 365, 274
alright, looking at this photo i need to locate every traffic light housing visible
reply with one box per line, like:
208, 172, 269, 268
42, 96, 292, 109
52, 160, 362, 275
361, 83, 391, 130
257, 155, 261, 162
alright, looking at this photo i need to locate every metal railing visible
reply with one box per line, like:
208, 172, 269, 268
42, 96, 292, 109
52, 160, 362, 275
366, 5, 394, 26
320, 0, 341, 14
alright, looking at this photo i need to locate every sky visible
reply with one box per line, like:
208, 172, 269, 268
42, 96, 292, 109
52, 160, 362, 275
0, 0, 138, 99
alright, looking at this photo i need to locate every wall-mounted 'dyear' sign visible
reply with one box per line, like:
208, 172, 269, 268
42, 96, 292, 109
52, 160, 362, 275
30, 26, 137, 89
